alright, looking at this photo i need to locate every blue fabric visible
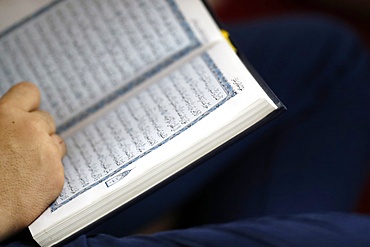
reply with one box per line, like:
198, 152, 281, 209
4, 16, 370, 246
66, 213, 370, 247
177, 16, 370, 225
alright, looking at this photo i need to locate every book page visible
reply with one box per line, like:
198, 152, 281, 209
0, 0, 216, 132
52, 53, 233, 211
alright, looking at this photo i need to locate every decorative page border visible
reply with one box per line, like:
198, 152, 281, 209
51, 53, 236, 211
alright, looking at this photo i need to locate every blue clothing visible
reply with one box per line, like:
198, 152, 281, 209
67, 213, 370, 247
178, 16, 370, 225
5, 16, 370, 246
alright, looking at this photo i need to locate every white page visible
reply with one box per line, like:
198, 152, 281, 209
52, 53, 232, 211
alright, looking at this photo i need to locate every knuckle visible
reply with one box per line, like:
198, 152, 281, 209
27, 117, 45, 133
42, 142, 59, 157
43, 111, 54, 122
42, 111, 56, 128
50, 160, 65, 193
57, 174, 65, 191
40, 145, 65, 191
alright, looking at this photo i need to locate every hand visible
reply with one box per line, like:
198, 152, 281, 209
0, 82, 66, 241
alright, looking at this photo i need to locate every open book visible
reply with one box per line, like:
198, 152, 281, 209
0, 0, 284, 246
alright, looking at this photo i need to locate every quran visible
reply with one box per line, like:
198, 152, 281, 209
0, 0, 284, 246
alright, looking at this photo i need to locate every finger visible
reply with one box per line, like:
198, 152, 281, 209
50, 134, 67, 158
32, 110, 56, 135
0, 82, 41, 112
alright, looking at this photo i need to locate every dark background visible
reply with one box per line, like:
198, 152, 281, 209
208, 0, 370, 214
